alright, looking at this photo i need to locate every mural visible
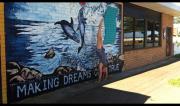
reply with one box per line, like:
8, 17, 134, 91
5, 2, 123, 102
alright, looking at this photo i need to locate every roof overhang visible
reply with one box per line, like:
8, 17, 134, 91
131, 2, 180, 16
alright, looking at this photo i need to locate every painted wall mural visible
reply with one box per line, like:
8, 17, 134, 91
5, 2, 123, 102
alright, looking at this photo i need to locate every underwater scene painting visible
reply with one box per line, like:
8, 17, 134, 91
5, 2, 123, 102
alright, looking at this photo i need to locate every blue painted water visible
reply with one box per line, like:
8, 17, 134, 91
5, 3, 121, 75
6, 19, 120, 74
6, 19, 94, 74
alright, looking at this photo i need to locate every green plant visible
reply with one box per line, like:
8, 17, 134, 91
177, 43, 180, 47
174, 54, 180, 58
169, 77, 180, 87
175, 41, 180, 47
174, 17, 180, 24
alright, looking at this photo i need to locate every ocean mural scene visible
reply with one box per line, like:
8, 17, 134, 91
5, 2, 123, 102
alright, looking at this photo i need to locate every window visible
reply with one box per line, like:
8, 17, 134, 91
146, 21, 154, 47
124, 18, 161, 51
146, 21, 161, 47
154, 22, 161, 46
124, 16, 134, 51
123, 3, 161, 51
135, 18, 145, 49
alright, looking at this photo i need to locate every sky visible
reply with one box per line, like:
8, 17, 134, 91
174, 3, 180, 18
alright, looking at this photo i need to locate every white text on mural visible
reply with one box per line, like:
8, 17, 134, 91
64, 71, 91, 85
16, 77, 60, 98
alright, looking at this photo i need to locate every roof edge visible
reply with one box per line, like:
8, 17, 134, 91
131, 2, 180, 16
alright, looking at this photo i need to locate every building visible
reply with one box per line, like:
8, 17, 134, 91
124, 2, 180, 70
0, 2, 180, 103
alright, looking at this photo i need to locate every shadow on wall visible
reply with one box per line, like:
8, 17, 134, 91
60, 87, 150, 104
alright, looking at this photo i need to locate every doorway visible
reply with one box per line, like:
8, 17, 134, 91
166, 27, 172, 56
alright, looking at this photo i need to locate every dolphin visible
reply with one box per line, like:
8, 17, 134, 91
77, 7, 87, 53
54, 17, 80, 43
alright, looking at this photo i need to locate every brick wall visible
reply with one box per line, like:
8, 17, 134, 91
124, 13, 173, 70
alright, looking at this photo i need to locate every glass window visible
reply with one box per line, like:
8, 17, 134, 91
146, 21, 154, 47
124, 17, 161, 51
154, 22, 160, 46
146, 21, 160, 47
135, 18, 145, 49
124, 16, 134, 51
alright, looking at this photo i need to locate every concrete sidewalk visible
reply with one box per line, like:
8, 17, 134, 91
15, 57, 180, 104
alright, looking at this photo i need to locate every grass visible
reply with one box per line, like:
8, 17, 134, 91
176, 42, 180, 47
174, 54, 180, 58
168, 77, 180, 87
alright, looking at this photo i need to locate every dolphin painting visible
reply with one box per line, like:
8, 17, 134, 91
54, 17, 80, 43
77, 7, 87, 53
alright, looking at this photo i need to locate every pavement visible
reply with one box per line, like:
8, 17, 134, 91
15, 56, 180, 104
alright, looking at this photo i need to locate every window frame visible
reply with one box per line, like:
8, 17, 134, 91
123, 16, 162, 52
146, 19, 161, 48
123, 16, 135, 51
134, 18, 145, 49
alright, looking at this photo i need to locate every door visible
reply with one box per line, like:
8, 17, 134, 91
166, 27, 172, 56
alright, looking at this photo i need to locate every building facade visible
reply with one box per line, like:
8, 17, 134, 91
0, 2, 180, 103
124, 3, 176, 70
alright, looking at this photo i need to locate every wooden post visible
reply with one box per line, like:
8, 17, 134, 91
0, 2, 7, 104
